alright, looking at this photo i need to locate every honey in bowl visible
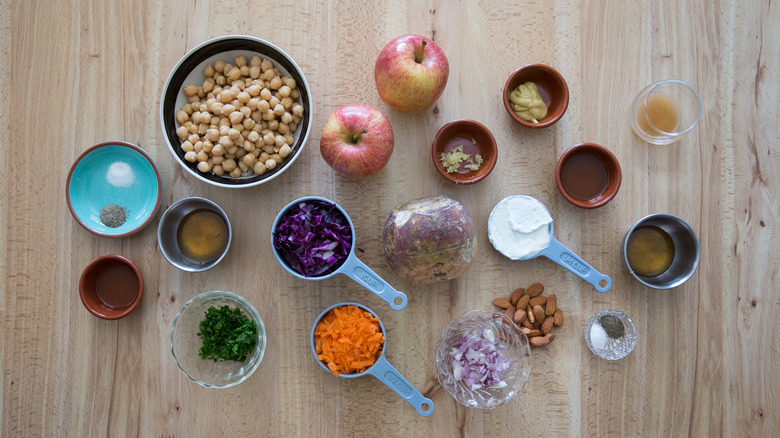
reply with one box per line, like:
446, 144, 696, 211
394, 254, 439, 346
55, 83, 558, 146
176, 208, 229, 263
626, 225, 675, 277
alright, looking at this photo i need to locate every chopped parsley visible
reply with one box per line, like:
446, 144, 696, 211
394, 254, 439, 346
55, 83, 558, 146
197, 305, 258, 362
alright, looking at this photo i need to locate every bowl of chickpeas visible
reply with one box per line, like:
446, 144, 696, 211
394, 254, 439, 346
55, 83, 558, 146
161, 35, 312, 188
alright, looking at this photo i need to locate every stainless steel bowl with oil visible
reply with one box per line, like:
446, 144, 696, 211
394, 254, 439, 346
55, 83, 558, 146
158, 197, 232, 272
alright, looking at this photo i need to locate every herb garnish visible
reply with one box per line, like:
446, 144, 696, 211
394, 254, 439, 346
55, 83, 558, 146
197, 305, 258, 362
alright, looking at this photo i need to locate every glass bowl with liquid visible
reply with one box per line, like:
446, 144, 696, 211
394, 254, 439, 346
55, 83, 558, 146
630, 79, 701, 145
621, 214, 700, 289
158, 197, 232, 272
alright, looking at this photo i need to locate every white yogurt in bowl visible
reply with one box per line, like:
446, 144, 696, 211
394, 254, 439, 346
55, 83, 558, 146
488, 195, 552, 259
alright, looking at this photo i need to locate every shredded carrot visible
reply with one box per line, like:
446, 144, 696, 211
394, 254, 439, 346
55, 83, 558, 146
313, 305, 385, 376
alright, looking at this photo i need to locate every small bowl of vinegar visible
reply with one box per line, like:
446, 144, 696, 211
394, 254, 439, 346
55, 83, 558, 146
157, 197, 232, 272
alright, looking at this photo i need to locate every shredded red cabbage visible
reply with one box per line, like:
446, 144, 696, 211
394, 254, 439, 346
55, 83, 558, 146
450, 327, 511, 391
273, 200, 353, 277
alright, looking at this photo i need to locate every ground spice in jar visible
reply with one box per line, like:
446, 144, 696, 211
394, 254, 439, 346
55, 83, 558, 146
100, 204, 127, 228
599, 314, 625, 339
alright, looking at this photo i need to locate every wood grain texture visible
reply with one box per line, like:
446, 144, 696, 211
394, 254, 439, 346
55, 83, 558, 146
1, 0, 778, 436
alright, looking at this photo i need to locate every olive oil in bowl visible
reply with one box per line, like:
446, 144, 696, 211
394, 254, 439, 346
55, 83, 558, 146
625, 225, 675, 277
177, 208, 229, 263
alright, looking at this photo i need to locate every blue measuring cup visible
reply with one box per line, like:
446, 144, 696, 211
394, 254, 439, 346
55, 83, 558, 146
272, 196, 408, 310
311, 302, 434, 416
488, 195, 611, 292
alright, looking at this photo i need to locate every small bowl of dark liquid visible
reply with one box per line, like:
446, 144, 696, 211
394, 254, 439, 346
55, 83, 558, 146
158, 197, 232, 272
555, 143, 622, 209
79, 255, 144, 319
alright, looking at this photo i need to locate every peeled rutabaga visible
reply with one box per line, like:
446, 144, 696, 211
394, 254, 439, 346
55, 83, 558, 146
383, 196, 476, 285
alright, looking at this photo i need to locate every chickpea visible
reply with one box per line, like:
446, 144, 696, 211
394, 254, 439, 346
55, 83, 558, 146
247, 131, 260, 143
175, 110, 188, 124
280, 97, 293, 109
221, 104, 237, 116
284, 134, 294, 145
269, 96, 280, 108
212, 144, 225, 156
274, 135, 286, 148
180, 141, 194, 152
262, 109, 275, 121
197, 161, 211, 173
197, 151, 208, 162
290, 88, 300, 99
263, 132, 275, 145
206, 129, 220, 142
279, 144, 292, 158
212, 156, 224, 165
187, 95, 200, 104
227, 145, 238, 155
267, 119, 279, 130
211, 101, 224, 114
236, 148, 247, 159
273, 104, 285, 117
202, 141, 214, 153
183, 84, 199, 96
278, 85, 291, 97
203, 78, 215, 93
204, 64, 215, 77
260, 88, 272, 100
242, 153, 257, 167
269, 77, 283, 90
219, 136, 233, 148
230, 168, 242, 178
253, 161, 267, 175
260, 152, 271, 161
281, 112, 293, 124
228, 128, 241, 140
292, 104, 304, 117
277, 123, 289, 135
263, 145, 275, 154
235, 55, 247, 67
265, 158, 277, 170
219, 117, 231, 128
238, 160, 249, 172
242, 118, 256, 130
183, 151, 197, 162
222, 159, 237, 172
193, 141, 203, 153
262, 69, 275, 81
289, 122, 297, 132
249, 65, 261, 79
210, 115, 220, 126
229, 111, 244, 124
212, 164, 224, 176
270, 153, 282, 163
239, 65, 250, 77
176, 126, 188, 140
243, 140, 255, 152
189, 124, 198, 135
257, 99, 271, 113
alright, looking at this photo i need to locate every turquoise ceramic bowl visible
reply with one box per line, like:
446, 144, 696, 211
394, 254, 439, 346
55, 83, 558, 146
67, 141, 163, 237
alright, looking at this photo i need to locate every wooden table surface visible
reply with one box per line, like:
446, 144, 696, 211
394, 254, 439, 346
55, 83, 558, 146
2, 1, 778, 436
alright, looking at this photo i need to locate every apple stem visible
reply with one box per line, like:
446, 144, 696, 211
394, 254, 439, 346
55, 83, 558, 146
352, 129, 367, 144
414, 39, 427, 63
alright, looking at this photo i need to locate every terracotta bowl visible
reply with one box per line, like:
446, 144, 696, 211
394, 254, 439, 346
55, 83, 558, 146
79, 255, 144, 320
431, 120, 498, 184
555, 143, 622, 208
503, 64, 569, 128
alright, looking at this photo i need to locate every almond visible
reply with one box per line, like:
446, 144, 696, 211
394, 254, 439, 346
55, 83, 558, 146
529, 296, 547, 307
503, 306, 516, 320
541, 316, 554, 335
553, 308, 563, 327
545, 294, 557, 316
527, 282, 544, 298
532, 305, 545, 323
527, 329, 542, 337
545, 333, 556, 342
510, 288, 525, 306
527, 307, 535, 324
513, 308, 527, 325
521, 327, 532, 335
516, 295, 530, 312
529, 336, 550, 348
492, 297, 512, 309
521, 318, 534, 329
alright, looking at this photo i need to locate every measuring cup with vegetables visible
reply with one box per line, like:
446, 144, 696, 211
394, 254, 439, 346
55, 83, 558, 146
310, 302, 434, 416
272, 197, 408, 310
488, 195, 612, 292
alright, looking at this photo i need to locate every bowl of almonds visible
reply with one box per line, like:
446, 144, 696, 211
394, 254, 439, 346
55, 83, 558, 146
491, 282, 563, 349
160, 35, 313, 188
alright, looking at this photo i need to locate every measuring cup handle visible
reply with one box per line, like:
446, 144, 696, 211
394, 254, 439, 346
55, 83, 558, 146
541, 238, 612, 292
339, 255, 408, 310
368, 357, 434, 417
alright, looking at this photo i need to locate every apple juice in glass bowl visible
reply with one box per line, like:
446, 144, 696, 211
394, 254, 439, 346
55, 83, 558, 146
434, 310, 532, 409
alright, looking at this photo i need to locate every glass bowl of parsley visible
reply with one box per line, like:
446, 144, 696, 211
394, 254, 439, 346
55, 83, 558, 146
171, 291, 266, 388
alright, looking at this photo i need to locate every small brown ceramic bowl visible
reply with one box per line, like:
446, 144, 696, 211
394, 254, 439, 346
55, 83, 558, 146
555, 143, 622, 209
79, 255, 144, 320
503, 64, 569, 128
432, 119, 498, 184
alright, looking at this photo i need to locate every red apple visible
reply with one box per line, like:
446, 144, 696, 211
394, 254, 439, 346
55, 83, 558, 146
320, 105, 395, 178
374, 34, 450, 113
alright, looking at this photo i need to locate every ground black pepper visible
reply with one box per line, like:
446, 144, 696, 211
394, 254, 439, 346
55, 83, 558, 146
100, 204, 127, 228
599, 314, 625, 339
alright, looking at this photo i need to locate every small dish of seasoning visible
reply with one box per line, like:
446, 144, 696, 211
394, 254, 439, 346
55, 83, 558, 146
431, 119, 497, 184
584, 310, 637, 360
555, 143, 622, 208
157, 197, 232, 272
67, 141, 163, 238
79, 255, 144, 320
503, 64, 569, 128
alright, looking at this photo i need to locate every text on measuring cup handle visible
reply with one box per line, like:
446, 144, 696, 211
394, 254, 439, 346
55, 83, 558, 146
353, 266, 384, 292
383, 371, 413, 397
560, 252, 590, 275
